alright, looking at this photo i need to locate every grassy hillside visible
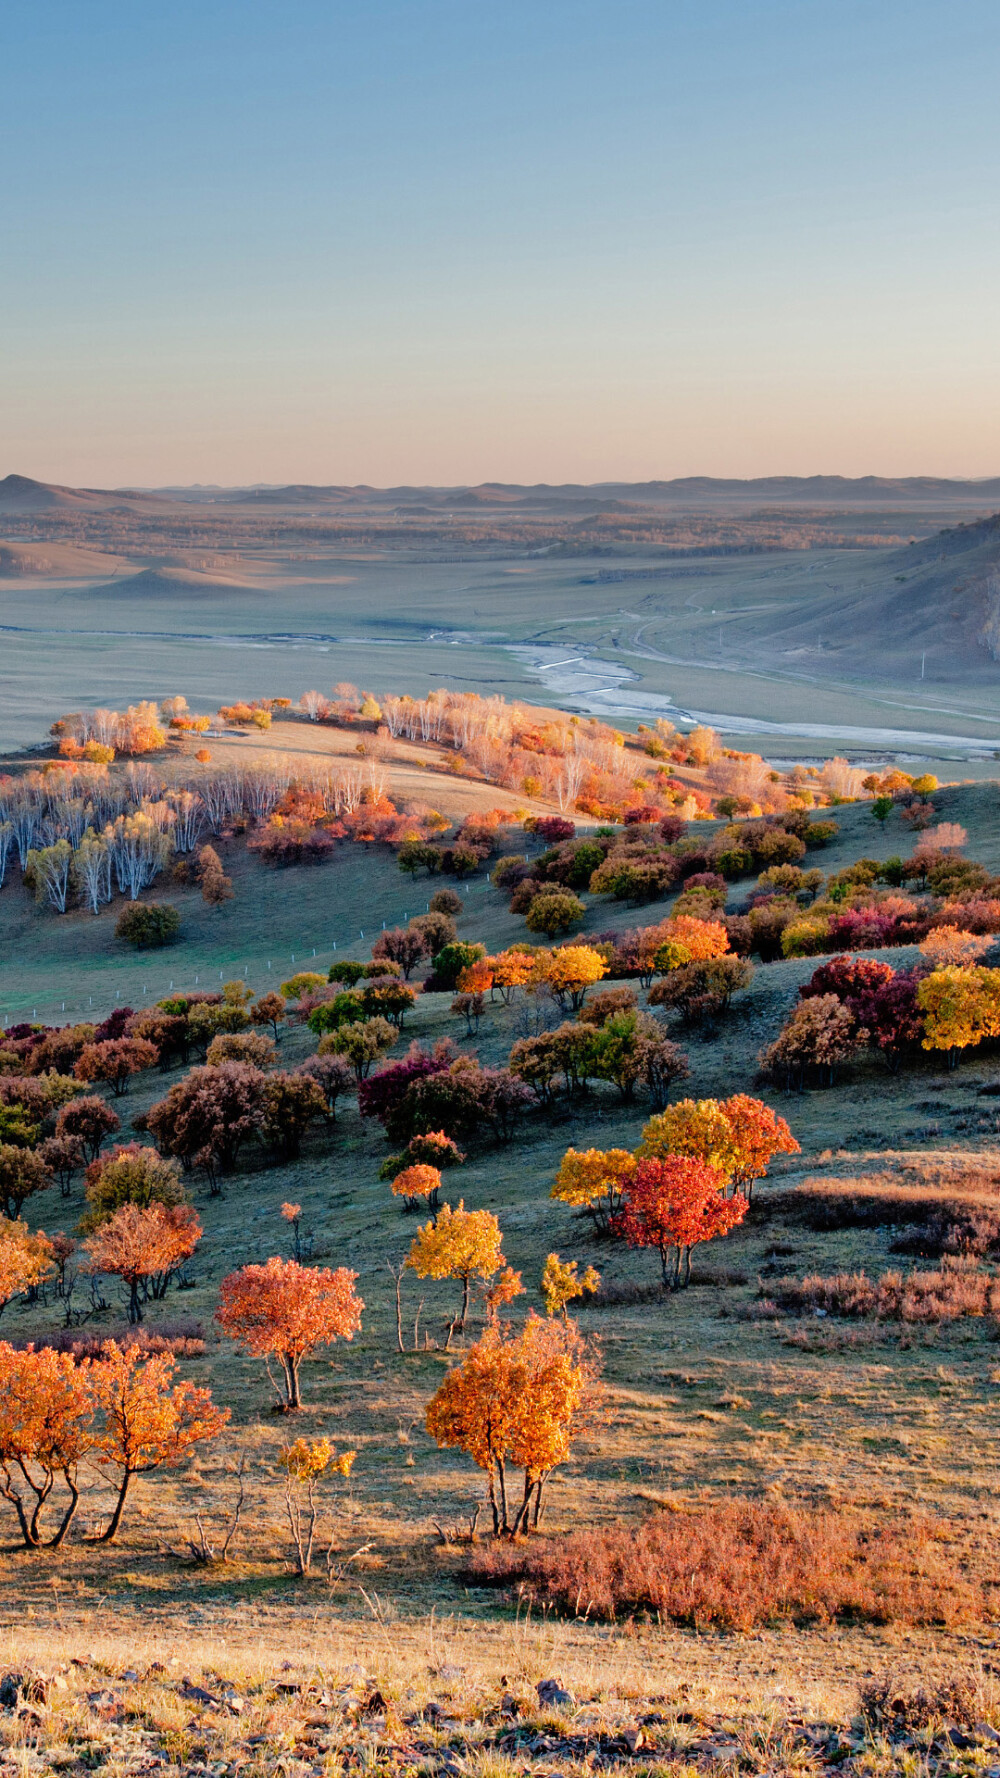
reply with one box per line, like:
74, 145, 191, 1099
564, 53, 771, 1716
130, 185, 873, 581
4, 774, 1000, 1763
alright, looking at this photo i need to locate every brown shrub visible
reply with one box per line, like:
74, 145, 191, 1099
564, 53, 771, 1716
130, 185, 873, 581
769, 1257, 1000, 1322
464, 1503, 985, 1628
9, 1320, 205, 1359
860, 1669, 993, 1732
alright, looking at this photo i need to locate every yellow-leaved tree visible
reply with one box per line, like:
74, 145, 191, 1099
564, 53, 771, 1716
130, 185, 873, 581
918, 966, 1000, 1066
405, 1201, 505, 1345
551, 1147, 636, 1233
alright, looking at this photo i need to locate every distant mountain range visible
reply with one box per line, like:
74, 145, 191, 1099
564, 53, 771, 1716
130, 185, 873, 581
5, 471, 1000, 515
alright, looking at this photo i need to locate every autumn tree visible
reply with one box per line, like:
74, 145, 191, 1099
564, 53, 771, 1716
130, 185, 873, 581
390, 1163, 442, 1212
216, 1256, 364, 1409
919, 926, 995, 970
0, 1220, 53, 1315
541, 945, 608, 1010
259, 1070, 326, 1160
39, 1134, 83, 1197
917, 965, 1000, 1066
278, 1436, 356, 1576
371, 926, 429, 980
425, 1312, 595, 1535
525, 890, 586, 938
758, 994, 863, 1090
615, 1156, 746, 1287
406, 1201, 505, 1345
551, 1147, 636, 1233
540, 1252, 600, 1318
74, 1037, 158, 1096
717, 1093, 799, 1199
147, 1063, 266, 1187
90, 1341, 229, 1541
251, 990, 287, 1039
84, 1203, 201, 1324
81, 1142, 185, 1231
294, 1052, 354, 1122
0, 1343, 94, 1547
0, 1146, 52, 1219
320, 1017, 396, 1081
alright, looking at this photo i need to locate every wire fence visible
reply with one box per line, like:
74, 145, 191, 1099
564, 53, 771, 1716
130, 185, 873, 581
0, 877, 497, 1030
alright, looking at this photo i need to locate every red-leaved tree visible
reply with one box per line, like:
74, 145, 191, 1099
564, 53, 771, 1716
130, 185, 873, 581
614, 1157, 746, 1287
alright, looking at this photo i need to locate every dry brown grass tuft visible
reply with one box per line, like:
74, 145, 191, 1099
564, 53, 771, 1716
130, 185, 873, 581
769, 1167, 1000, 1233
859, 1667, 996, 1731
769, 1257, 1000, 1322
463, 1503, 986, 1630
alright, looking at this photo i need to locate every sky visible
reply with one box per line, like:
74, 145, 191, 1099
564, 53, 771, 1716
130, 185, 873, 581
2, 0, 1000, 487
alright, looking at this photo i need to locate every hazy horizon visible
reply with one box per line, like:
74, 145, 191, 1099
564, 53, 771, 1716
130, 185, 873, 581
4, 0, 1000, 489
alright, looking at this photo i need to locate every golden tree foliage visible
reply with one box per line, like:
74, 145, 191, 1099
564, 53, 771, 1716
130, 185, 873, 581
918, 965, 1000, 1057
540, 1252, 600, 1318
406, 1200, 505, 1343
426, 1312, 596, 1535
639, 1095, 798, 1199
90, 1341, 229, 1542
0, 1219, 53, 1312
216, 1256, 364, 1408
639, 1098, 740, 1181
551, 1147, 636, 1232
540, 945, 608, 1009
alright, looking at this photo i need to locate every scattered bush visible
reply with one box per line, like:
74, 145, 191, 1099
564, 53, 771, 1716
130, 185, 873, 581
115, 903, 181, 948
464, 1502, 984, 1627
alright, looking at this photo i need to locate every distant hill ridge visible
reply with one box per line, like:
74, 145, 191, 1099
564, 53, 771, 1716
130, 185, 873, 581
6, 470, 1000, 513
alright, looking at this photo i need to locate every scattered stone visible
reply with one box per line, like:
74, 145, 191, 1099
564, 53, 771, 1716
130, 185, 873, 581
537, 1680, 574, 1708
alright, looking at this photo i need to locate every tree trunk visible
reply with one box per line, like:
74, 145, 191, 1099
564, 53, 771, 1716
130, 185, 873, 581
497, 1457, 509, 1534
47, 1473, 81, 1548
283, 1353, 301, 1409
511, 1472, 534, 1538
100, 1470, 132, 1542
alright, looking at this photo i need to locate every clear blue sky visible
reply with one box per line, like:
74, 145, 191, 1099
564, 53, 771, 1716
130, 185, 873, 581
2, 0, 999, 485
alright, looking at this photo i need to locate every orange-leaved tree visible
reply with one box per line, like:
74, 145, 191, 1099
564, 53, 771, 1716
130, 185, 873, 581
390, 1163, 442, 1213
551, 1147, 636, 1234
718, 1093, 799, 1199
490, 949, 538, 1003
216, 1256, 364, 1409
0, 1342, 94, 1547
405, 1201, 505, 1345
0, 1219, 53, 1315
614, 1156, 746, 1287
661, 914, 730, 962
426, 1311, 596, 1535
90, 1341, 229, 1542
84, 1203, 202, 1324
